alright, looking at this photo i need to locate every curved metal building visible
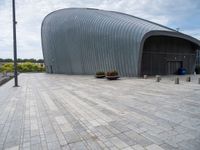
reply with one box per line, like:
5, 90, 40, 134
41, 8, 200, 76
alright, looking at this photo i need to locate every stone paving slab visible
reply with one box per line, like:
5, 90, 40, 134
0, 73, 200, 150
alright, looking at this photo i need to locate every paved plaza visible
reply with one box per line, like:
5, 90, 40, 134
0, 73, 200, 150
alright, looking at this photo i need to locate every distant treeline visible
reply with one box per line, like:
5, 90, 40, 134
0, 58, 44, 63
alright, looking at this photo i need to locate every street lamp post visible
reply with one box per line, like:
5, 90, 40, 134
12, 0, 18, 87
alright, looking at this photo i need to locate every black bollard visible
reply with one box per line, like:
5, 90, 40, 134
186, 76, 191, 82
144, 75, 148, 79
175, 77, 179, 84
156, 75, 161, 82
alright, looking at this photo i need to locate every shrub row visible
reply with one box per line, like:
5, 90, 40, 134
0, 62, 45, 73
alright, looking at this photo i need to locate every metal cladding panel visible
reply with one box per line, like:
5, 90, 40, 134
41, 8, 200, 76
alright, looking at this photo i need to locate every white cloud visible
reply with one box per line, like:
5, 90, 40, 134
0, 0, 200, 59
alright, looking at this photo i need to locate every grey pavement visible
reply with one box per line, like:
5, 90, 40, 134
0, 73, 200, 150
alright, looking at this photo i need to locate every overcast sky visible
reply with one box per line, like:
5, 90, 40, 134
0, 0, 200, 59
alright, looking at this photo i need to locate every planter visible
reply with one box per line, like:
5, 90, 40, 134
95, 75, 105, 78
106, 76, 119, 80
95, 71, 105, 79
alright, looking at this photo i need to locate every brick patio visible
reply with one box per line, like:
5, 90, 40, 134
0, 73, 200, 150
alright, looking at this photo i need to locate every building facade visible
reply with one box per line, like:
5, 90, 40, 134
196, 50, 200, 66
41, 8, 200, 76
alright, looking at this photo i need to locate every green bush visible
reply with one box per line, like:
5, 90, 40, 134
0, 62, 45, 73
106, 70, 118, 76
96, 71, 105, 76
0, 63, 14, 72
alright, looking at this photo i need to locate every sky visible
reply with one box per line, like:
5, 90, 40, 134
0, 0, 200, 59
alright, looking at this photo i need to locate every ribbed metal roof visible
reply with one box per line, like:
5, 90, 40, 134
41, 8, 200, 76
